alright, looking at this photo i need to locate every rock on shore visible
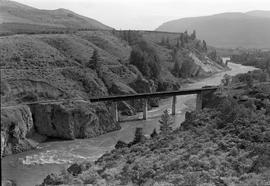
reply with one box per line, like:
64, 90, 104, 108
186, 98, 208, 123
30, 101, 120, 139
1, 105, 35, 156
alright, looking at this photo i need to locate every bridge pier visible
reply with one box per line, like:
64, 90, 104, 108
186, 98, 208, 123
196, 92, 203, 111
143, 99, 148, 120
113, 102, 119, 122
172, 96, 177, 115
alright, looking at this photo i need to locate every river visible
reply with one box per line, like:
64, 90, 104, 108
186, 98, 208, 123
1, 62, 257, 186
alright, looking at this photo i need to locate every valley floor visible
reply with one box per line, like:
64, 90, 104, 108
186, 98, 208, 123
1, 63, 257, 186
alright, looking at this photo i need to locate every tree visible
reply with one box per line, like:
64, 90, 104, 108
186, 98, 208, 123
159, 109, 174, 135
191, 30, 196, 40
202, 40, 207, 52
266, 57, 270, 74
88, 49, 99, 70
179, 33, 185, 48
161, 37, 166, 45
130, 48, 150, 77
173, 60, 181, 77
176, 38, 180, 48
195, 41, 201, 50
166, 37, 170, 47
172, 48, 181, 77
245, 73, 254, 89
130, 41, 161, 79
183, 30, 189, 42
208, 50, 217, 61
132, 127, 144, 144
221, 74, 232, 87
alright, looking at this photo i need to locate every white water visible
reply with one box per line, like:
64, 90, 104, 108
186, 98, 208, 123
1, 62, 257, 186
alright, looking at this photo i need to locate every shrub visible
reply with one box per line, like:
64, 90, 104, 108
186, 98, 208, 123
159, 109, 174, 135
150, 129, 158, 138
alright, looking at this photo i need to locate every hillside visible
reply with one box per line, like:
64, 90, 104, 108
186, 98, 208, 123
0, 1, 228, 158
39, 72, 270, 186
246, 10, 270, 18
0, 0, 111, 35
156, 11, 270, 49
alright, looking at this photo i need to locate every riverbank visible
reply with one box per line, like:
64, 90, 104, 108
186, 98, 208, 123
1, 63, 257, 186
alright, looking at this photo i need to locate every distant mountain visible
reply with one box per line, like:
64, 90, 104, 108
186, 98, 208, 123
246, 10, 270, 18
156, 11, 270, 49
0, 0, 111, 34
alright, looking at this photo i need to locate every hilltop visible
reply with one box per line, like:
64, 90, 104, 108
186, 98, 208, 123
156, 11, 270, 49
0, 0, 111, 35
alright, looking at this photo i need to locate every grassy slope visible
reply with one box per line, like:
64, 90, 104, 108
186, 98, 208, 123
39, 78, 270, 186
1, 29, 227, 105
0, 0, 111, 35
0, 31, 135, 106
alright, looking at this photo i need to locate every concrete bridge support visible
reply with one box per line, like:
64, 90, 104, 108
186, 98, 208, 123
104, 87, 217, 122
172, 96, 177, 115
143, 99, 148, 120
113, 102, 119, 122
196, 92, 203, 111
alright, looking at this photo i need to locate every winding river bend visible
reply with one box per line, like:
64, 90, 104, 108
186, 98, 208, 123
2, 62, 257, 186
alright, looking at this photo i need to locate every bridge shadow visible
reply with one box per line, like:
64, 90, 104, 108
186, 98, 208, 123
119, 114, 162, 123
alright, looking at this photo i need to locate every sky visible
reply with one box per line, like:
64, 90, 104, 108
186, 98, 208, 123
15, 0, 270, 30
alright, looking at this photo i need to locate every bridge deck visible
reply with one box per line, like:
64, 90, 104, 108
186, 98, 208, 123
1, 86, 219, 108
90, 86, 218, 102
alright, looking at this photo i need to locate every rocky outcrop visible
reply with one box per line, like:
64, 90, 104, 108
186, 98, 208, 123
1, 101, 121, 157
109, 81, 136, 95
1, 79, 68, 105
29, 101, 120, 140
1, 179, 16, 186
129, 76, 160, 108
1, 105, 36, 157
118, 101, 136, 116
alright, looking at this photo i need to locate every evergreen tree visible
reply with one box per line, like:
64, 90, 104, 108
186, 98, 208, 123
112, 29, 116, 35
184, 30, 189, 42
88, 49, 99, 70
245, 73, 254, 89
266, 57, 270, 74
195, 40, 201, 50
202, 40, 207, 52
130, 41, 161, 79
130, 48, 150, 78
208, 50, 217, 61
191, 30, 196, 40
173, 60, 181, 77
161, 37, 166, 45
171, 48, 181, 77
159, 109, 174, 135
132, 127, 144, 144
180, 33, 185, 48
166, 37, 170, 47
176, 38, 180, 48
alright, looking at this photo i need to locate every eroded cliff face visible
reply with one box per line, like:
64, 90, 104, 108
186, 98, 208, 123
1, 101, 121, 157
1, 105, 35, 157
29, 101, 120, 140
